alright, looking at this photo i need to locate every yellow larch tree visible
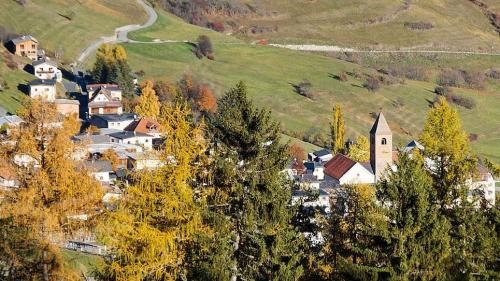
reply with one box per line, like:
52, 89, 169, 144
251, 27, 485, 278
134, 80, 160, 120
96, 103, 207, 281
0, 98, 103, 280
330, 104, 345, 154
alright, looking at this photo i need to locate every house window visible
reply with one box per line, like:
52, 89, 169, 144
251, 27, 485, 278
381, 138, 387, 145
20, 44, 24, 49
32, 44, 36, 49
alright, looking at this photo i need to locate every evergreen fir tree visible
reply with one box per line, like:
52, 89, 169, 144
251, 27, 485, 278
194, 81, 305, 281
378, 152, 451, 280
323, 184, 390, 280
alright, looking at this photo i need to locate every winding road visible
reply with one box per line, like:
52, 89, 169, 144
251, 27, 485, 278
76, 0, 158, 64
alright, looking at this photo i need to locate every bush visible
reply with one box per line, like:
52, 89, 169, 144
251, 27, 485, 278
363, 77, 380, 92
196, 35, 214, 60
435, 86, 451, 96
294, 80, 314, 99
404, 22, 434, 30
486, 68, 500, 79
448, 94, 476, 109
437, 69, 463, 87
461, 70, 485, 89
469, 133, 479, 142
339, 72, 348, 82
209, 21, 225, 32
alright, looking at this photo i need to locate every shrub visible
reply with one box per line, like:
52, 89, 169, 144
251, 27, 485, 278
437, 69, 463, 87
461, 70, 485, 89
209, 21, 225, 32
404, 22, 434, 30
339, 72, 348, 82
469, 133, 479, 142
486, 68, 500, 79
295, 80, 314, 99
435, 86, 451, 96
363, 77, 380, 92
196, 35, 214, 60
448, 94, 476, 109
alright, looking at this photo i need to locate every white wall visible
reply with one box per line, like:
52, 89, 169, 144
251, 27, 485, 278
107, 120, 134, 130
92, 171, 110, 183
339, 163, 375, 185
30, 85, 56, 101
110, 135, 153, 150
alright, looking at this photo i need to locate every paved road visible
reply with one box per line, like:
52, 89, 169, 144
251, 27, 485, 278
76, 0, 158, 65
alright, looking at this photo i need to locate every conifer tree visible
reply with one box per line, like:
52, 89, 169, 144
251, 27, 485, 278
347, 135, 369, 162
134, 80, 160, 119
96, 103, 206, 281
322, 184, 389, 280
330, 104, 345, 154
378, 152, 451, 280
91, 44, 134, 97
0, 99, 103, 280
195, 81, 305, 280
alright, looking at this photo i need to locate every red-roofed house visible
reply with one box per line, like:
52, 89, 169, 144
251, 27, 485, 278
324, 154, 374, 185
124, 117, 163, 138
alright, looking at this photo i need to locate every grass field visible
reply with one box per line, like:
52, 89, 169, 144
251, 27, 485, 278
121, 10, 500, 161
213, 0, 500, 51
0, 0, 147, 61
61, 249, 102, 278
0, 52, 32, 113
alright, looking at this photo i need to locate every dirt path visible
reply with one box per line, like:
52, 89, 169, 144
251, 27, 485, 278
76, 0, 158, 64
268, 44, 500, 56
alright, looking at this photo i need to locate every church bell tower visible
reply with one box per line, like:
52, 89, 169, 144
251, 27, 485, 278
370, 112, 393, 182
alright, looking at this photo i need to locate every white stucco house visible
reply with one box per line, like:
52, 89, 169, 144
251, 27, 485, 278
323, 154, 375, 185
109, 131, 154, 150
33, 58, 62, 82
29, 79, 56, 101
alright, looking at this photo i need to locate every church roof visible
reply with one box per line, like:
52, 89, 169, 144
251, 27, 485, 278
324, 153, 356, 180
370, 112, 392, 135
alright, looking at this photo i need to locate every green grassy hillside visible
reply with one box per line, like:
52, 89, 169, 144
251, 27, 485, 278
205, 0, 500, 51
0, 0, 147, 61
123, 10, 500, 161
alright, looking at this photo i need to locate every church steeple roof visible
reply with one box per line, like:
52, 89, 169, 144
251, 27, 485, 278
370, 112, 392, 135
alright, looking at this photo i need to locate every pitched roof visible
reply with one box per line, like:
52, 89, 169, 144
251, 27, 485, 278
124, 117, 161, 134
324, 153, 357, 180
91, 113, 136, 123
86, 84, 121, 92
81, 160, 113, 173
29, 79, 56, 86
0, 115, 23, 126
109, 131, 152, 140
0, 165, 17, 180
312, 149, 332, 157
33, 58, 57, 67
88, 101, 123, 108
370, 112, 392, 135
11, 35, 38, 45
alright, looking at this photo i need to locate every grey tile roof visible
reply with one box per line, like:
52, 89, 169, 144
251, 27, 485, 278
29, 79, 56, 86
33, 58, 57, 67
11, 35, 38, 45
109, 131, 151, 140
0, 115, 23, 126
81, 160, 113, 173
91, 113, 136, 122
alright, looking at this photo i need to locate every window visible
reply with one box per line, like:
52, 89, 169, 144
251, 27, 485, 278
381, 138, 387, 145
20, 44, 24, 49
32, 44, 36, 49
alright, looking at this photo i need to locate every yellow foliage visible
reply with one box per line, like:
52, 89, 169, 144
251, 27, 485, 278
134, 80, 160, 119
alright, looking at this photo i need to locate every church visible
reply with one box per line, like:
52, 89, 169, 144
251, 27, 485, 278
290, 112, 496, 206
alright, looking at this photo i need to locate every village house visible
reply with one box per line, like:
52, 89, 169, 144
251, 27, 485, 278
89, 113, 136, 130
87, 88, 123, 116
308, 149, 333, 163
10, 35, 39, 60
80, 160, 113, 184
0, 115, 23, 134
323, 153, 375, 185
109, 131, 154, 150
29, 79, 56, 101
33, 58, 62, 82
124, 117, 163, 138
54, 99, 80, 116
127, 152, 164, 170
86, 84, 122, 100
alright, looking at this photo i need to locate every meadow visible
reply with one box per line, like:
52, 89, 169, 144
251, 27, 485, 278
123, 10, 500, 161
